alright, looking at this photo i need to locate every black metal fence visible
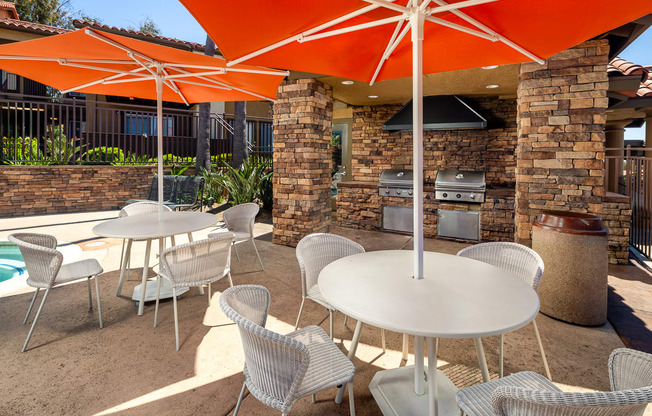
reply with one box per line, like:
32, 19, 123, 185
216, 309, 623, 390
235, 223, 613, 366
0, 93, 273, 166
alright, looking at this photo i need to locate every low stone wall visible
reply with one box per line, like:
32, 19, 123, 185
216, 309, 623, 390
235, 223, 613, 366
337, 182, 515, 242
0, 166, 158, 217
603, 192, 631, 265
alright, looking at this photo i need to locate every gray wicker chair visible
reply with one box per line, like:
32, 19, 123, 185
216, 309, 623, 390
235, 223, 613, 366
456, 348, 652, 416
220, 284, 356, 416
8, 232, 103, 352
209, 202, 263, 271
116, 201, 175, 296
295, 233, 386, 351
457, 242, 550, 379
155, 233, 235, 351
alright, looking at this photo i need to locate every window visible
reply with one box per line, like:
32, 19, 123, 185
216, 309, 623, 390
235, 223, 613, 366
0, 70, 17, 91
124, 114, 175, 136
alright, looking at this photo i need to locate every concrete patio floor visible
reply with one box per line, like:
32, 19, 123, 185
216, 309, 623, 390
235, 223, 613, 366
0, 210, 650, 415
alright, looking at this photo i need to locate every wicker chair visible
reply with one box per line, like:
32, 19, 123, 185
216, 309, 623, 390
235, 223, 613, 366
208, 202, 263, 271
155, 233, 235, 351
295, 233, 386, 351
457, 242, 550, 380
220, 284, 356, 415
126, 174, 177, 205
116, 201, 175, 296
8, 233, 103, 352
456, 348, 652, 416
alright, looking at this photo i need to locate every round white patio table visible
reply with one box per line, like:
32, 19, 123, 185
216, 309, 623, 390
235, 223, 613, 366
93, 211, 219, 316
319, 249, 540, 416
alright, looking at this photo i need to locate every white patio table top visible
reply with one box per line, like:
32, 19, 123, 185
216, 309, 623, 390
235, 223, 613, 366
93, 211, 219, 315
319, 249, 540, 416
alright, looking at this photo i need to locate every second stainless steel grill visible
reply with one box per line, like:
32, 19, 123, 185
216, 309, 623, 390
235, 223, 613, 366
435, 170, 486, 203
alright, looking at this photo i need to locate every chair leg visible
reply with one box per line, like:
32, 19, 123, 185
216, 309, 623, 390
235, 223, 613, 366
87, 277, 93, 310
343, 315, 348, 326
381, 329, 386, 353
402, 334, 409, 361
348, 379, 356, 415
252, 238, 264, 271
295, 298, 305, 330
170, 235, 176, 247
329, 310, 334, 340
94, 275, 103, 329
207, 282, 212, 306
532, 319, 552, 380
234, 381, 247, 416
23, 288, 40, 324
227, 271, 234, 287
154, 275, 162, 328
173, 287, 180, 351
312, 394, 316, 404
187, 232, 193, 242
499, 333, 504, 378
117, 239, 133, 296
22, 288, 50, 352
233, 241, 240, 262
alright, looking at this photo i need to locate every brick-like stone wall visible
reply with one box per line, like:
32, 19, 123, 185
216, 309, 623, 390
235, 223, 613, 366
603, 193, 631, 264
0, 166, 157, 217
351, 97, 517, 186
515, 40, 609, 245
337, 183, 514, 242
272, 79, 333, 247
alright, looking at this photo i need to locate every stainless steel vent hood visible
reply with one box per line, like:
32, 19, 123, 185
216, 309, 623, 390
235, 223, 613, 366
382, 95, 487, 131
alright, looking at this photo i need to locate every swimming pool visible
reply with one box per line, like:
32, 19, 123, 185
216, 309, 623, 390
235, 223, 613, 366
0, 242, 26, 283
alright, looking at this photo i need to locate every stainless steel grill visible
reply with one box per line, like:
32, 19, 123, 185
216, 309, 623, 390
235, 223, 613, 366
378, 169, 413, 198
435, 169, 486, 203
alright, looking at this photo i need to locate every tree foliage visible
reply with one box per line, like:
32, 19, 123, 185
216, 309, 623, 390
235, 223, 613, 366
129, 16, 161, 36
14, 0, 102, 28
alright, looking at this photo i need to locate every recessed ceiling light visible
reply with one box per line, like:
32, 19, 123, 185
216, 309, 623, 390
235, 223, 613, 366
482, 65, 499, 70
486, 84, 500, 89
368, 95, 378, 98
341, 80, 354, 85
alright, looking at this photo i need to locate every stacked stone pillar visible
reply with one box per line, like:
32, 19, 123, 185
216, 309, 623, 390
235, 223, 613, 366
515, 40, 609, 245
272, 79, 333, 247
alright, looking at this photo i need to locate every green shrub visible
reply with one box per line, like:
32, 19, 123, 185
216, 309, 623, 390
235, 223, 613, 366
82, 147, 125, 163
1, 136, 42, 165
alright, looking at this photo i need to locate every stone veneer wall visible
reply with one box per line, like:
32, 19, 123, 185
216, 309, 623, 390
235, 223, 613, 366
351, 97, 517, 185
603, 193, 631, 264
272, 79, 333, 247
515, 40, 609, 245
0, 166, 157, 217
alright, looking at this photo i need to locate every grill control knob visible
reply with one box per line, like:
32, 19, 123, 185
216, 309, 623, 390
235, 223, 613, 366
456, 193, 462, 199
408, 190, 413, 195
470, 193, 476, 199
384, 189, 390, 194
442, 193, 448, 198
396, 189, 401, 195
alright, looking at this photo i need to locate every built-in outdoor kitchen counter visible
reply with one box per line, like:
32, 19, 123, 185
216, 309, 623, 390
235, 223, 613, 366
336, 180, 515, 243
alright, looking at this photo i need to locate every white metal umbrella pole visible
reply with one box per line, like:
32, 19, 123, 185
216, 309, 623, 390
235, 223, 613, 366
156, 71, 164, 220
412, 5, 425, 281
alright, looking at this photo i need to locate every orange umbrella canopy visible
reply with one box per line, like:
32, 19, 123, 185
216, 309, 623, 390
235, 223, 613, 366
0, 28, 287, 103
180, 0, 652, 83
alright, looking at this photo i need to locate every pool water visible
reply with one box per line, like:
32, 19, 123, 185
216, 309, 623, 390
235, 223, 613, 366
0, 242, 26, 283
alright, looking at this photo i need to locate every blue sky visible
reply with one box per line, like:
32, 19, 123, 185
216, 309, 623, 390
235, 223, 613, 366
71, 0, 651, 139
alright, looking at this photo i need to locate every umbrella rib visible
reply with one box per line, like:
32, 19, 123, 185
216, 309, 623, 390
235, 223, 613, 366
171, 71, 278, 102
59, 66, 153, 93
227, 3, 381, 67
301, 15, 408, 43
430, 0, 544, 63
164, 63, 287, 77
370, 16, 411, 85
160, 66, 190, 106
57, 61, 154, 77
0, 56, 137, 65
424, 15, 497, 41
84, 28, 160, 69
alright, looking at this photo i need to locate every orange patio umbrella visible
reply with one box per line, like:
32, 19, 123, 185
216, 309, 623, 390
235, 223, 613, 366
181, 0, 652, 280
0, 28, 287, 216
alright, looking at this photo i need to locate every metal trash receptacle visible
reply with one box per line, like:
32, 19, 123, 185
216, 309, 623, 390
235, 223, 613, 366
533, 211, 608, 326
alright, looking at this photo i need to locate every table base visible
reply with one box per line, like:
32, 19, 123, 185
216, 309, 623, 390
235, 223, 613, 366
369, 366, 459, 416
132, 279, 189, 304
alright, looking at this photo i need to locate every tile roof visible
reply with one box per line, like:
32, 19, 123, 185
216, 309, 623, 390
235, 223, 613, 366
0, 1, 18, 19
72, 20, 205, 52
0, 18, 70, 35
608, 57, 652, 97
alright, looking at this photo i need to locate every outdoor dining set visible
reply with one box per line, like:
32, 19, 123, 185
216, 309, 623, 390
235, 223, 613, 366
8, 200, 652, 416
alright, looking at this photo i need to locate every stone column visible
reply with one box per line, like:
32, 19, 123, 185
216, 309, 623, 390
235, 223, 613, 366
272, 79, 333, 247
515, 40, 609, 246
605, 120, 630, 193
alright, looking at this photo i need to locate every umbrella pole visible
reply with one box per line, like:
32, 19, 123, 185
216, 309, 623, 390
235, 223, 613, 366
411, 7, 425, 281
156, 74, 164, 221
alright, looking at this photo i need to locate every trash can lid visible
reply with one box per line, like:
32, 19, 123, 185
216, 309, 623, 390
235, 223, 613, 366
533, 210, 608, 235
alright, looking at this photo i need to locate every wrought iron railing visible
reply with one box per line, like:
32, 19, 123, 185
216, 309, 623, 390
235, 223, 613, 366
0, 93, 273, 166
